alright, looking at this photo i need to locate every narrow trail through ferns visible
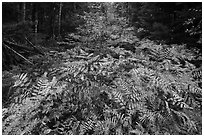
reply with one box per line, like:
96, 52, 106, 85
2, 3, 202, 135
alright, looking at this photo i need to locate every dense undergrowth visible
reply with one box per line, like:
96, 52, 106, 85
2, 3, 202, 135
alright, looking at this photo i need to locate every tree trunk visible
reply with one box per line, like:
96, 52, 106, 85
17, 3, 21, 22
32, 3, 38, 45
49, 3, 56, 39
58, 3, 63, 38
35, 11, 38, 45
22, 2, 26, 22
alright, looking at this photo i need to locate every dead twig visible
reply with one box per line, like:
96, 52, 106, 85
25, 36, 44, 55
3, 43, 34, 65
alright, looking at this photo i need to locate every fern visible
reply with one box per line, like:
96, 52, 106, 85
2, 3, 202, 134
191, 67, 202, 85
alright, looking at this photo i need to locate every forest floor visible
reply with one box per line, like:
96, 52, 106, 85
2, 3, 202, 135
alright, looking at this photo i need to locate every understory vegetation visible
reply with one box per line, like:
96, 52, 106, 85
2, 2, 202, 135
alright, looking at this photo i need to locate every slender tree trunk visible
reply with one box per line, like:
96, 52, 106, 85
32, 3, 38, 45
53, 6, 56, 39
22, 2, 26, 22
17, 3, 21, 22
50, 3, 56, 39
58, 3, 63, 38
35, 11, 38, 45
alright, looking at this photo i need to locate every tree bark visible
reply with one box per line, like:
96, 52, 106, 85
17, 3, 21, 22
32, 3, 38, 45
58, 3, 63, 37
49, 3, 56, 39
22, 2, 26, 22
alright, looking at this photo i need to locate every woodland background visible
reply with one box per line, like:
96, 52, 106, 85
2, 2, 202, 135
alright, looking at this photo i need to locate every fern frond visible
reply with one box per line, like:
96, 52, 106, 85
188, 84, 202, 94
13, 73, 31, 88
191, 67, 202, 81
111, 89, 126, 109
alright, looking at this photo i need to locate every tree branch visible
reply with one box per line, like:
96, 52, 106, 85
3, 43, 34, 65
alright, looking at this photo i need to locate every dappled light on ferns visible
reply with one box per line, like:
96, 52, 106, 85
3, 40, 202, 135
2, 2, 202, 135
